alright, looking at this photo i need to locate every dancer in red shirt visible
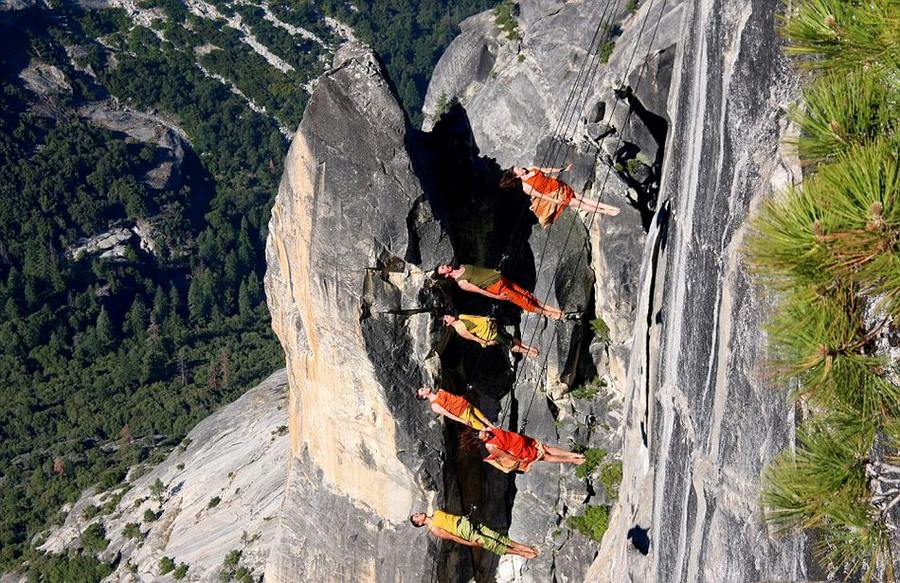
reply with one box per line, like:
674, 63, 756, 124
477, 427, 585, 473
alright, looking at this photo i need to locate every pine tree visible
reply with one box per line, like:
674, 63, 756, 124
151, 285, 168, 326
187, 270, 212, 324
166, 285, 185, 337
238, 279, 253, 324
125, 297, 148, 341
218, 349, 230, 388
95, 307, 114, 352
140, 339, 167, 383
236, 219, 254, 271
177, 347, 188, 386
168, 285, 181, 319
247, 272, 261, 308
224, 251, 239, 290
149, 478, 165, 504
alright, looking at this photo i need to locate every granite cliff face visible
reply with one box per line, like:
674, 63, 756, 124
263, 0, 815, 581
263, 33, 610, 581
263, 42, 451, 581
587, 0, 812, 580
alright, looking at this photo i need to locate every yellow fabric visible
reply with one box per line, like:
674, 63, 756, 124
431, 510, 461, 537
459, 405, 487, 430
458, 314, 498, 342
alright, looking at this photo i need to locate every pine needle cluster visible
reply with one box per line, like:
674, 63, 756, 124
749, 0, 900, 579
779, 0, 900, 74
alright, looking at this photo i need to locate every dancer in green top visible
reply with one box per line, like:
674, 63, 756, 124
436, 263, 563, 320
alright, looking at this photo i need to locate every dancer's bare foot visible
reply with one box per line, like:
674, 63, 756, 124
601, 204, 621, 216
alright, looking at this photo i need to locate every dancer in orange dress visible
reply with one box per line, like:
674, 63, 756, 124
477, 427, 585, 473
500, 163, 620, 226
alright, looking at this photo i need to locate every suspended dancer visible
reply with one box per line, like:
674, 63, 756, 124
500, 163, 620, 227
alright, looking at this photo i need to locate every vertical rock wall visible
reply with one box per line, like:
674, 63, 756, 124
264, 43, 452, 580
422, 1, 681, 580
589, 0, 810, 581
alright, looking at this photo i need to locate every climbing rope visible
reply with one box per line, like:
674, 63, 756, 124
454, 0, 623, 410
495, 0, 636, 427
497, 0, 624, 271
506, 0, 672, 432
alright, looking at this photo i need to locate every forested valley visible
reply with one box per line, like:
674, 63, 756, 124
0, 0, 496, 578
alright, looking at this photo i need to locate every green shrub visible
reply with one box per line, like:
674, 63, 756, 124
25, 552, 113, 582
575, 448, 607, 479
143, 508, 160, 523
599, 462, 623, 500
223, 549, 241, 568
80, 523, 109, 554
82, 505, 101, 520
173, 563, 189, 579
494, 1, 520, 41
150, 478, 166, 501
122, 523, 141, 540
598, 40, 615, 64
567, 505, 610, 542
568, 380, 603, 400
625, 0, 638, 13
99, 468, 126, 490
220, 549, 246, 582
590, 318, 611, 343
159, 556, 176, 575
208, 496, 221, 509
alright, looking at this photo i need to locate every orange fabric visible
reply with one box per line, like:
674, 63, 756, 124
485, 278, 541, 313
485, 428, 540, 462
486, 442, 546, 473
433, 390, 472, 419
524, 171, 563, 195
523, 170, 574, 226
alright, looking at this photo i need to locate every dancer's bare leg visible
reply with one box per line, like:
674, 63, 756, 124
511, 341, 539, 358
544, 445, 585, 459
570, 196, 620, 216
542, 453, 585, 465
536, 305, 563, 320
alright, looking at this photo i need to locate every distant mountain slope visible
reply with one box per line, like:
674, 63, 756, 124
0, 0, 495, 578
